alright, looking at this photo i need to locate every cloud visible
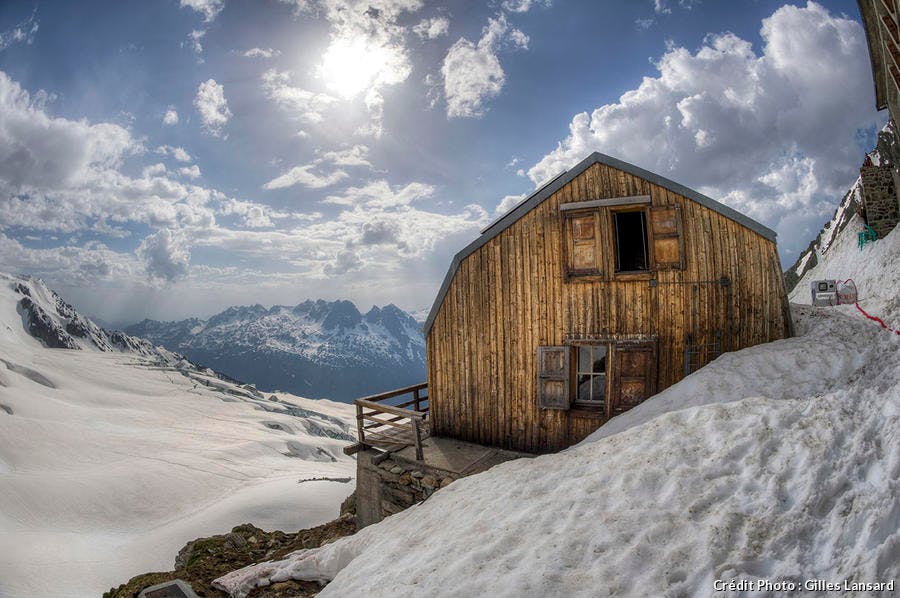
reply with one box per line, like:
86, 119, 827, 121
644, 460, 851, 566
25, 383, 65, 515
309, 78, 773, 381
0, 9, 39, 51
243, 47, 281, 58
527, 1, 878, 260
441, 14, 529, 118
413, 17, 449, 40
194, 79, 231, 136
155, 145, 192, 162
219, 198, 291, 228
179, 165, 201, 179
495, 193, 525, 216
262, 68, 338, 124
264, 145, 371, 190
501, 0, 550, 12
323, 248, 362, 275
138, 228, 191, 282
162, 108, 179, 125
180, 0, 224, 22
263, 165, 348, 190
188, 29, 205, 55
323, 179, 433, 208
142, 163, 167, 178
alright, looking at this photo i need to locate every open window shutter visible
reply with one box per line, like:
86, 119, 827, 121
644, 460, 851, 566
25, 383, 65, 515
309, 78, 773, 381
610, 342, 657, 416
537, 346, 570, 410
650, 206, 684, 270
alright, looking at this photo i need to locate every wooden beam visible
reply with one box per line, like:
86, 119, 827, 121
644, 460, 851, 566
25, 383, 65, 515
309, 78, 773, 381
355, 382, 428, 404
559, 195, 651, 211
356, 399, 426, 419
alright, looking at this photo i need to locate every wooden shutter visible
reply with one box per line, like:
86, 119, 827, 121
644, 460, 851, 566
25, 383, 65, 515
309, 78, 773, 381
609, 342, 657, 416
537, 346, 571, 410
650, 206, 684, 270
564, 212, 600, 276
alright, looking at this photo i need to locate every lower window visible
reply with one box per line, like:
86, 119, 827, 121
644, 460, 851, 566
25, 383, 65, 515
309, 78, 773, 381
575, 344, 607, 407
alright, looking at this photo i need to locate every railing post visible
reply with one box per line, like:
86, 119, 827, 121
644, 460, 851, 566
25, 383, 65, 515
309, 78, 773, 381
412, 417, 424, 461
356, 403, 365, 447
413, 387, 420, 412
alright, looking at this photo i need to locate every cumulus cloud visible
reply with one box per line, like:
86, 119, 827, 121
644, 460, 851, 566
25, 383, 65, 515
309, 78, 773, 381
0, 9, 39, 51
138, 228, 191, 282
413, 17, 449, 40
243, 47, 281, 58
495, 193, 525, 216
323, 180, 433, 208
262, 69, 338, 124
179, 165, 201, 179
194, 79, 231, 136
162, 108, 179, 125
264, 145, 371, 190
263, 165, 348, 190
441, 13, 529, 118
180, 0, 224, 22
155, 145, 192, 162
501, 0, 550, 12
220, 198, 291, 228
527, 2, 878, 259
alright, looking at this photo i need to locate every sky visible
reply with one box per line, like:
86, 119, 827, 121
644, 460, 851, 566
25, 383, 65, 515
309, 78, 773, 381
0, 0, 883, 324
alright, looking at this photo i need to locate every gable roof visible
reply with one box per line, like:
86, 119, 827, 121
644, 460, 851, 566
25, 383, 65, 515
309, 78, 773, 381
423, 151, 777, 335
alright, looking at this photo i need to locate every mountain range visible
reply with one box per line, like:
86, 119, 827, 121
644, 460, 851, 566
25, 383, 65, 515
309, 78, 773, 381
125, 300, 427, 402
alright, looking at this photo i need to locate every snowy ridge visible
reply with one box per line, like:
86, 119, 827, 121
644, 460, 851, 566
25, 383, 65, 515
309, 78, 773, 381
215, 212, 900, 595
126, 300, 427, 402
784, 121, 899, 294
0, 273, 358, 597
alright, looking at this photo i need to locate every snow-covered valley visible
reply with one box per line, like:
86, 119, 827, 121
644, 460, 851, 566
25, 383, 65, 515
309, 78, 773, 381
215, 222, 900, 595
0, 275, 357, 597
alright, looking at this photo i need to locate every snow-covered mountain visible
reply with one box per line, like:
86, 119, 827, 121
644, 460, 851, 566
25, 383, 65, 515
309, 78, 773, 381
784, 121, 900, 293
215, 199, 900, 594
0, 273, 357, 597
125, 300, 427, 402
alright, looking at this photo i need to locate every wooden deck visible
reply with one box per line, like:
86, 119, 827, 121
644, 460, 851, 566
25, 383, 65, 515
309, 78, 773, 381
388, 435, 530, 476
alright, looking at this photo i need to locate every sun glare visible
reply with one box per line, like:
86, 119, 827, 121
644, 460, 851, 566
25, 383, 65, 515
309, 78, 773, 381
319, 37, 388, 99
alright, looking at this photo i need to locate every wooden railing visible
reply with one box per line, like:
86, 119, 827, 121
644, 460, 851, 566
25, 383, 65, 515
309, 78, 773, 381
345, 382, 429, 460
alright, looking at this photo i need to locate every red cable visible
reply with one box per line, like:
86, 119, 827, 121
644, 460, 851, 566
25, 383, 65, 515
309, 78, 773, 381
836, 278, 900, 335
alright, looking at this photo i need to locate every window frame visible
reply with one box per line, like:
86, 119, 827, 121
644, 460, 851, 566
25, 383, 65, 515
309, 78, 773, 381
572, 342, 610, 410
560, 196, 659, 282
609, 206, 651, 275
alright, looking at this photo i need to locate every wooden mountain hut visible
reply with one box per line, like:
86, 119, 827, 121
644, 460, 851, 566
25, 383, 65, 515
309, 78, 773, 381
420, 152, 793, 453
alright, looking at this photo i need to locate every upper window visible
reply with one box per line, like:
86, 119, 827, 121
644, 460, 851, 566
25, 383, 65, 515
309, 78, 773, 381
560, 197, 684, 279
613, 210, 649, 272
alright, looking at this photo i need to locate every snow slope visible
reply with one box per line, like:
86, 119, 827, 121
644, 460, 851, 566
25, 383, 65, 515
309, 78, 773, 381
215, 224, 900, 595
0, 275, 357, 598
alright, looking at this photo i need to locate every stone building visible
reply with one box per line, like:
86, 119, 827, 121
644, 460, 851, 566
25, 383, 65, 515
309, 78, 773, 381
858, 0, 900, 236
860, 157, 900, 238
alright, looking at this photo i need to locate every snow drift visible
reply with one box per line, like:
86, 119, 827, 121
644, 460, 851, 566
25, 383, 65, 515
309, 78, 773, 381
0, 274, 358, 597
215, 231, 899, 595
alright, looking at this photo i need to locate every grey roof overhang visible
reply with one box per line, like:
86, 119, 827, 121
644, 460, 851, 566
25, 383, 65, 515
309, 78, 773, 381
423, 151, 778, 335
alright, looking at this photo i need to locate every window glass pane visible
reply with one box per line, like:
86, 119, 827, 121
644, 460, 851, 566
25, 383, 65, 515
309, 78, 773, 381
592, 345, 607, 372
577, 374, 593, 402
592, 374, 606, 401
578, 346, 592, 373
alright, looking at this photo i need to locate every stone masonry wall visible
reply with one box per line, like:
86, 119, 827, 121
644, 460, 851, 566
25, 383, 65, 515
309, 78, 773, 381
355, 450, 461, 529
860, 165, 900, 238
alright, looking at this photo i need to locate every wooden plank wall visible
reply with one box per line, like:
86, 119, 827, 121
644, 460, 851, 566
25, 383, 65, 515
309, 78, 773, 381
426, 162, 791, 453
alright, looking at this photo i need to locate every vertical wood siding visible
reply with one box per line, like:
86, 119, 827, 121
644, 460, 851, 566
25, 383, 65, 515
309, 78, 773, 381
426, 163, 791, 453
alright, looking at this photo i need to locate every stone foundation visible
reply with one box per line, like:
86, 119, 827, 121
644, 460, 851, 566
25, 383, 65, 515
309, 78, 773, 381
860, 164, 900, 238
355, 450, 462, 529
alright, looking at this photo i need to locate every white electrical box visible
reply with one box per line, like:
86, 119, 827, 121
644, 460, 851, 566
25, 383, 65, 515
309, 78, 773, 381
810, 279, 837, 306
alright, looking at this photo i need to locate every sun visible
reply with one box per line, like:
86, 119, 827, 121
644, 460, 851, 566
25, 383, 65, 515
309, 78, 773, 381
319, 37, 390, 99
